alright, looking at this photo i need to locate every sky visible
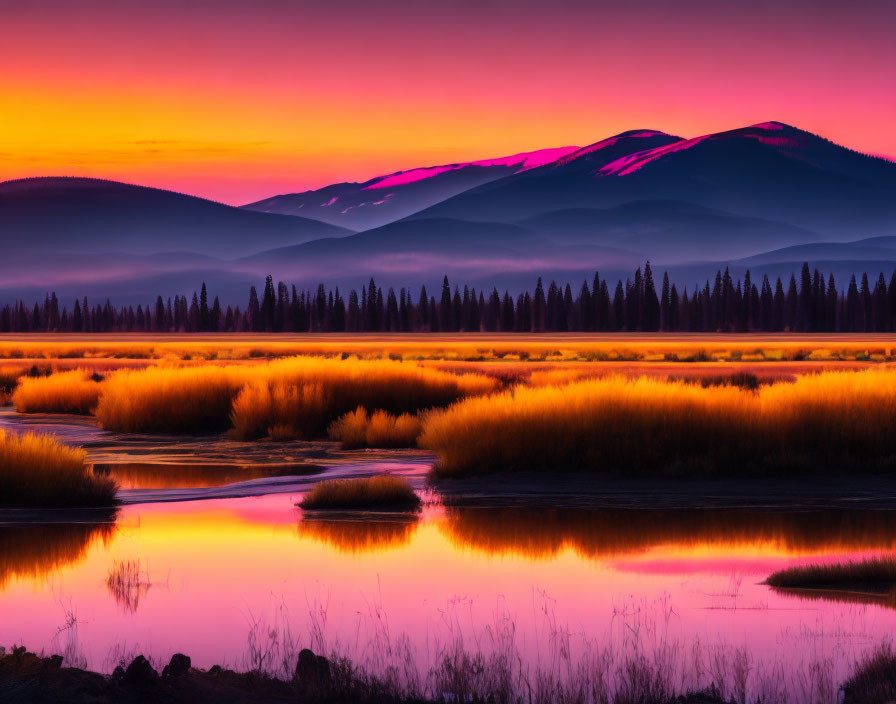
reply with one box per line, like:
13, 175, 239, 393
2, 0, 895, 205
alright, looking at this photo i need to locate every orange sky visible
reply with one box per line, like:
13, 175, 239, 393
2, 0, 895, 204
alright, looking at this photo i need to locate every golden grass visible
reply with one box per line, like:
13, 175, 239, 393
32, 356, 493, 437
328, 407, 422, 449
2, 332, 896, 364
766, 557, 896, 590
11, 370, 103, 414
0, 429, 117, 506
228, 357, 494, 440
95, 366, 245, 433
420, 368, 896, 477
299, 474, 421, 510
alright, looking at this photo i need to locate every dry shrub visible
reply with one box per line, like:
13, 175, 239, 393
12, 370, 103, 414
421, 368, 896, 478
328, 407, 422, 449
299, 474, 421, 510
0, 429, 117, 507
228, 357, 494, 440
95, 366, 245, 433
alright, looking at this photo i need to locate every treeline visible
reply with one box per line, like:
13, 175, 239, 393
3, 263, 896, 333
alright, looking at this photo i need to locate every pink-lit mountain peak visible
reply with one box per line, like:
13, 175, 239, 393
361, 146, 581, 191
554, 130, 673, 167
600, 121, 808, 176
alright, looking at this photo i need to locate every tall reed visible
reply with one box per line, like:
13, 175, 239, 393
0, 430, 117, 507
420, 369, 896, 477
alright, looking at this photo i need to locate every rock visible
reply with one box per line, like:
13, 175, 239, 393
162, 653, 191, 678
295, 648, 331, 687
122, 655, 158, 686
43, 655, 63, 670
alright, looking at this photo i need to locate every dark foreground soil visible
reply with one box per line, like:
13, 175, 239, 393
0, 647, 736, 704
0, 647, 339, 704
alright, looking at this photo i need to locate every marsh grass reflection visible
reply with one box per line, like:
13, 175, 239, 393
106, 559, 152, 614
0, 513, 117, 587
95, 462, 323, 490
297, 514, 420, 554
441, 506, 896, 559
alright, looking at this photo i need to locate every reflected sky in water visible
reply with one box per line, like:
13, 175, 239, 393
2, 407, 895, 693
2, 493, 896, 685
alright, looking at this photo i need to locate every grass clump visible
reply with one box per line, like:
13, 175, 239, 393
95, 366, 244, 433
12, 370, 103, 414
842, 643, 896, 704
299, 474, 421, 511
0, 429, 117, 507
228, 357, 494, 440
420, 368, 896, 477
328, 407, 422, 449
91, 356, 494, 437
766, 557, 896, 591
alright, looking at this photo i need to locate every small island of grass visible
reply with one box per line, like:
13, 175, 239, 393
299, 474, 421, 511
766, 557, 896, 594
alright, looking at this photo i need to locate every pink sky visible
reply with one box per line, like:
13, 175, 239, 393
1, 0, 894, 204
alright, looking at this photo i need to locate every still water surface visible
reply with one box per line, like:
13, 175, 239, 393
1, 410, 895, 697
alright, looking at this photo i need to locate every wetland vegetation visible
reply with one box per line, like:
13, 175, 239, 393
0, 429, 117, 507
298, 475, 421, 511
3, 333, 896, 704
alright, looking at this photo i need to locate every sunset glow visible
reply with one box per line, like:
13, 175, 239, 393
3, 0, 895, 203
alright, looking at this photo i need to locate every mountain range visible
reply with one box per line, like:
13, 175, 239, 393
2, 121, 895, 303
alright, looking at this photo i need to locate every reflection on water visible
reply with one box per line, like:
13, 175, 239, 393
770, 584, 896, 611
96, 462, 324, 490
105, 558, 155, 614
297, 513, 421, 554
442, 506, 896, 559
3, 401, 896, 700
0, 514, 116, 586
2, 493, 896, 692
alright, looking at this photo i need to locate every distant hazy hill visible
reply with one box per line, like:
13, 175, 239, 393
242, 146, 579, 231
0, 177, 351, 259
3, 122, 896, 302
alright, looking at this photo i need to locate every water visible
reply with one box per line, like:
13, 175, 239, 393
1, 410, 895, 699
